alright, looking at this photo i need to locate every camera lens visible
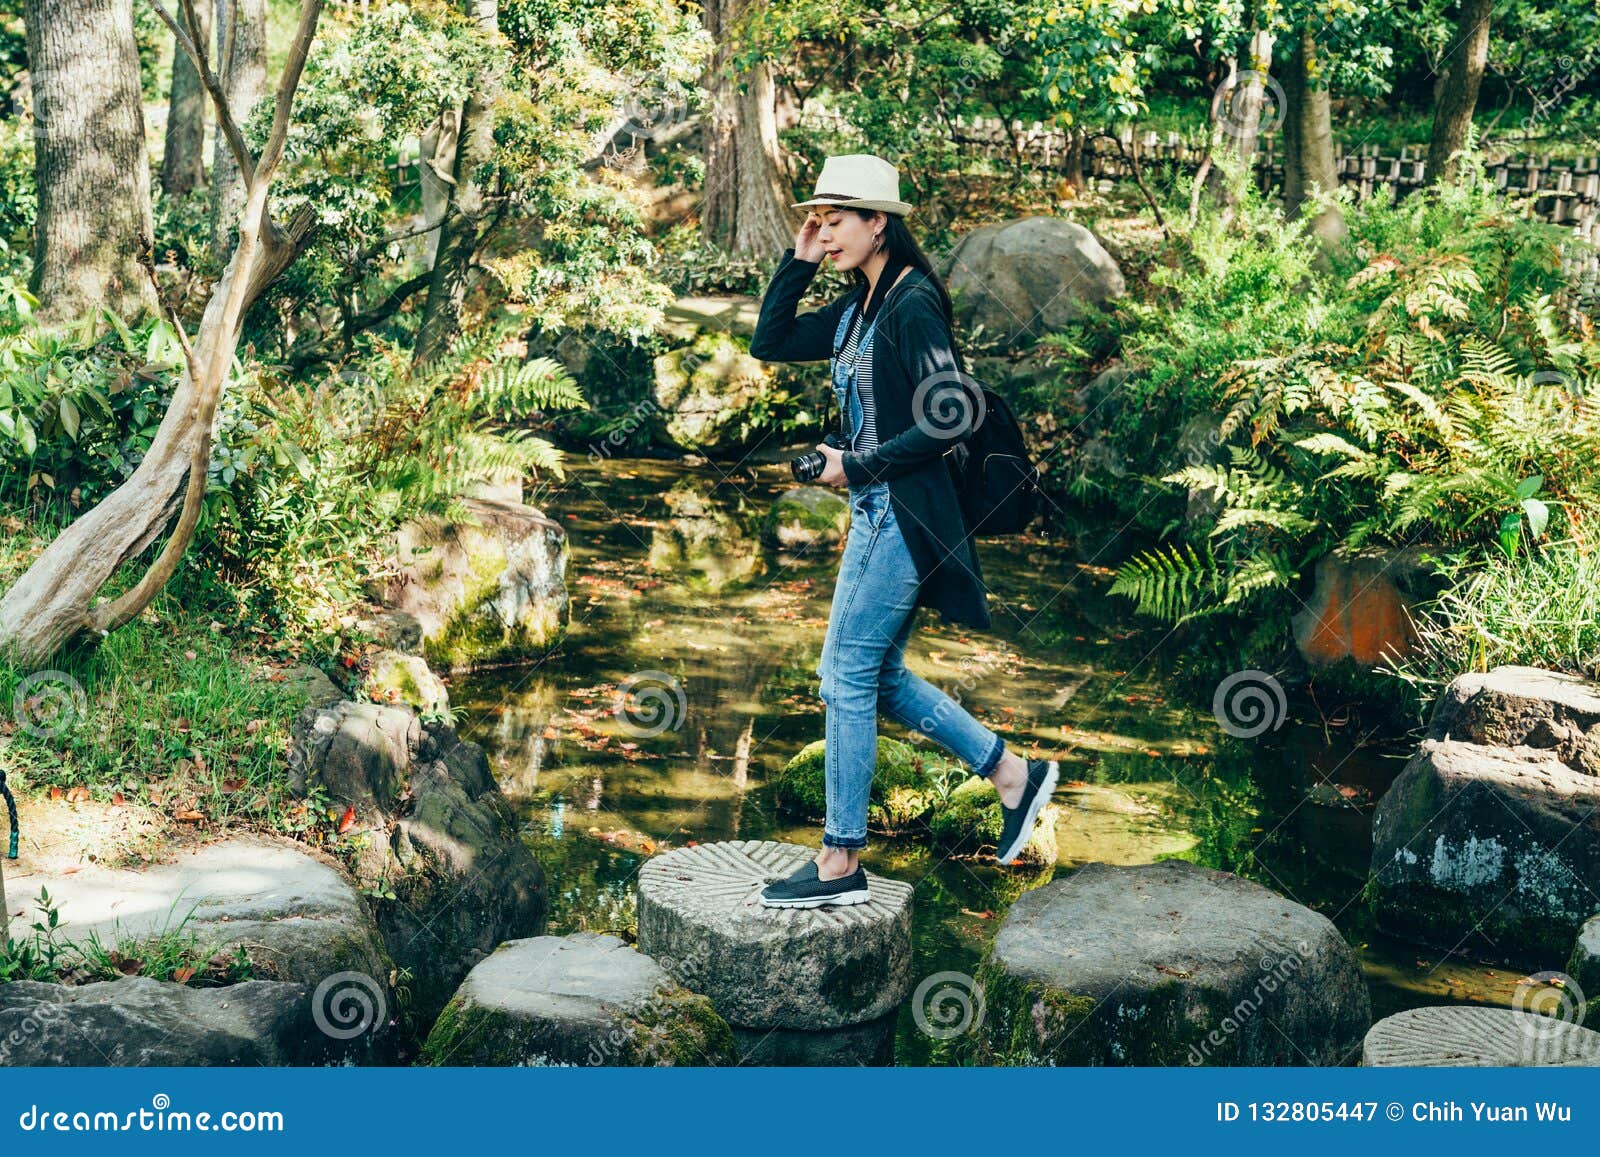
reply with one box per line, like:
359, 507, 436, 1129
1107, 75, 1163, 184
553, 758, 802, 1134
790, 450, 825, 483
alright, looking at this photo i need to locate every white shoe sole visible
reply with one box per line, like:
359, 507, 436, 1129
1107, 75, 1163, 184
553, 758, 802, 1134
996, 760, 1059, 865
759, 888, 871, 909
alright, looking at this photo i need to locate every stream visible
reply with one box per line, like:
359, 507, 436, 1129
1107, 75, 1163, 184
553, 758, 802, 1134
453, 455, 1519, 1065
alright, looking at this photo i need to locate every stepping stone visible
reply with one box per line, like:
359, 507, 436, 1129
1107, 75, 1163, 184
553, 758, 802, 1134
420, 933, 734, 1067
1363, 1006, 1600, 1066
636, 840, 914, 1030
976, 860, 1370, 1065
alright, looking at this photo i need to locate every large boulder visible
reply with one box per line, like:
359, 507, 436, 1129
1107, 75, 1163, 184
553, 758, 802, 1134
2, 836, 397, 1064
289, 698, 547, 1026
943, 217, 1125, 346
652, 331, 780, 455
637, 841, 915, 1030
1371, 737, 1600, 963
384, 496, 569, 672
1363, 1006, 1600, 1067
0, 977, 339, 1066
975, 860, 1370, 1065
420, 933, 735, 1066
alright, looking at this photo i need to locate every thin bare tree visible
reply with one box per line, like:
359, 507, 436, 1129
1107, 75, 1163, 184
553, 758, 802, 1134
0, 0, 325, 666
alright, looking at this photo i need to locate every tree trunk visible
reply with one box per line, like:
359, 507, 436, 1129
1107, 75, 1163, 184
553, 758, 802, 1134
418, 109, 460, 270
210, 0, 267, 259
1282, 26, 1347, 249
1204, 28, 1275, 208
161, 0, 209, 197
700, 0, 793, 256
414, 0, 497, 366
23, 0, 158, 322
1426, 0, 1493, 184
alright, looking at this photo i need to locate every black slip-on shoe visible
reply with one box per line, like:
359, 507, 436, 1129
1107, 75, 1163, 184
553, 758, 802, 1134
759, 860, 871, 908
995, 758, 1059, 865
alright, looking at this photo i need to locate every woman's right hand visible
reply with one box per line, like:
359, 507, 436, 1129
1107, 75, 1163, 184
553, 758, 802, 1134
794, 215, 827, 263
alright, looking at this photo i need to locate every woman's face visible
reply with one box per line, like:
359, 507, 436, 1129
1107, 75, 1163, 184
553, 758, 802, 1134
815, 208, 883, 272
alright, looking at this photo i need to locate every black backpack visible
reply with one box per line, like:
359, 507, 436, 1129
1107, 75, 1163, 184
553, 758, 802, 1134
940, 359, 1043, 537
826, 297, 1043, 537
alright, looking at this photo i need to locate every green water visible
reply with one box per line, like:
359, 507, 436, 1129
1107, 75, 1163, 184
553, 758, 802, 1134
453, 456, 1520, 1065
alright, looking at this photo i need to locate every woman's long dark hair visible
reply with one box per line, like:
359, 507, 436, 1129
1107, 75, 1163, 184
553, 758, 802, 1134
846, 209, 956, 332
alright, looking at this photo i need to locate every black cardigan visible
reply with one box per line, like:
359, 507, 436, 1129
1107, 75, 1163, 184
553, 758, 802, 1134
749, 249, 992, 632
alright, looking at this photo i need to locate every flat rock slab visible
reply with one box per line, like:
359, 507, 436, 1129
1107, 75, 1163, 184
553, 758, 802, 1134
420, 933, 733, 1066
636, 840, 914, 1030
1363, 1006, 1600, 1066
7, 835, 391, 989
978, 860, 1370, 1065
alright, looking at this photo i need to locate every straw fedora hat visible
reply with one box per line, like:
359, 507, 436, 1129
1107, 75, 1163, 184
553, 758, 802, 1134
791, 153, 913, 216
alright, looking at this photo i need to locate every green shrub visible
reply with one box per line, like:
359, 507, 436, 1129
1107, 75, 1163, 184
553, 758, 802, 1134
1072, 145, 1600, 675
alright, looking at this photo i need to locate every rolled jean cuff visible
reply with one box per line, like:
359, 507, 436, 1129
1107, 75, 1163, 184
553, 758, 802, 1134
823, 830, 868, 850
975, 733, 1007, 779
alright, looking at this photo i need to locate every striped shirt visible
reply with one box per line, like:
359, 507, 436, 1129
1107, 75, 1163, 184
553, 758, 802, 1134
837, 312, 879, 454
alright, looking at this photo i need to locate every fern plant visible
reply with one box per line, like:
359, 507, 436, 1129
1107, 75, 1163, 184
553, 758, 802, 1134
1108, 158, 1600, 641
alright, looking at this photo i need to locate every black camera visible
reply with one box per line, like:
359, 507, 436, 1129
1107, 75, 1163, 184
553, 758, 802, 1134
790, 432, 847, 483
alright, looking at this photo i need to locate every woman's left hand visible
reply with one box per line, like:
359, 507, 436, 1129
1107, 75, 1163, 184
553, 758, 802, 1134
815, 442, 847, 487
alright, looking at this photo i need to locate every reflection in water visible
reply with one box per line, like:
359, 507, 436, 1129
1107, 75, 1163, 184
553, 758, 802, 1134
453, 457, 1520, 1065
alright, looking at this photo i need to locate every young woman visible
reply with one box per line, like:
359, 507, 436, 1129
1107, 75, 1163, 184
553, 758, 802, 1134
749, 154, 1058, 908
